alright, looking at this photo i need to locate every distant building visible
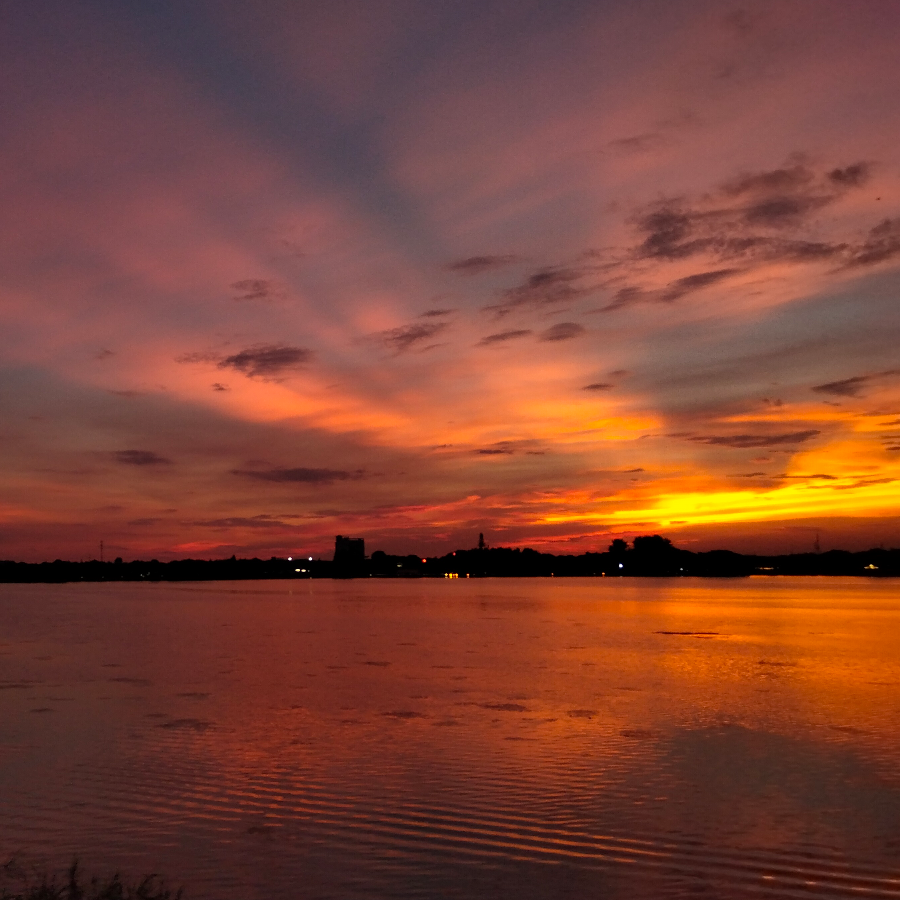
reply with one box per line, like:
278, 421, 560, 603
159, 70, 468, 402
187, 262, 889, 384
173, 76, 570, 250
333, 535, 365, 576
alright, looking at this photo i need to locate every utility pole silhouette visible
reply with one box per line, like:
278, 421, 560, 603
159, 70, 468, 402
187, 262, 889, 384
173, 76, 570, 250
100, 541, 104, 563
814, 532, 820, 554
478, 533, 485, 551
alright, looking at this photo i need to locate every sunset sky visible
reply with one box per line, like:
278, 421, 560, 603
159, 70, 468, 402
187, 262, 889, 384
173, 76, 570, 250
3, 0, 900, 561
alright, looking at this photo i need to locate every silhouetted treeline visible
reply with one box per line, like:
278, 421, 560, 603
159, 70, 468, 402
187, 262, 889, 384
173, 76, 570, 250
0, 555, 328, 583
2, 536, 900, 582
370, 537, 900, 578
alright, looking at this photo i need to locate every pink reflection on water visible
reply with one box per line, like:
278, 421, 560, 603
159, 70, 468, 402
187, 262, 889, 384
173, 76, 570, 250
0, 578, 899, 899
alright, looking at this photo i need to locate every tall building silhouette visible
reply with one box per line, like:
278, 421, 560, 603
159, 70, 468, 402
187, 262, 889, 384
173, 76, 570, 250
333, 534, 365, 576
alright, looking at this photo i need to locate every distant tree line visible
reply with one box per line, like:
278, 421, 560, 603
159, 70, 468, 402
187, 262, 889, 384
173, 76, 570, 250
2, 535, 900, 582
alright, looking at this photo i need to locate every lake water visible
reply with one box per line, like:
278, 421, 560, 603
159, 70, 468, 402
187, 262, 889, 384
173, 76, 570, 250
1, 577, 899, 899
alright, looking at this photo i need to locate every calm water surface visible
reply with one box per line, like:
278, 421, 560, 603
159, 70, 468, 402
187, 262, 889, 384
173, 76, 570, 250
1, 577, 899, 898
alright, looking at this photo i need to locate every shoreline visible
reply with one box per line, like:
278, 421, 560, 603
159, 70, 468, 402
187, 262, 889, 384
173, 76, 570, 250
2, 544, 900, 582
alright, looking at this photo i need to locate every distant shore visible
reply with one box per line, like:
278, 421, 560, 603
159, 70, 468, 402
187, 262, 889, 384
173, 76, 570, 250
2, 543, 899, 582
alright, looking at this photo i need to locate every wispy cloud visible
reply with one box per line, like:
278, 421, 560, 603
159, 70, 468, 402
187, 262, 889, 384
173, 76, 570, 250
827, 164, 870, 187
489, 266, 595, 315
686, 430, 820, 449
630, 160, 865, 264
114, 450, 172, 466
230, 279, 287, 302
845, 219, 900, 268
539, 322, 585, 342
483, 159, 881, 320
477, 329, 532, 346
192, 515, 295, 529
231, 466, 365, 484
606, 268, 739, 310
218, 345, 312, 378
812, 375, 872, 397
811, 370, 900, 397
661, 269, 739, 302
379, 321, 448, 353
606, 132, 667, 155
445, 255, 517, 274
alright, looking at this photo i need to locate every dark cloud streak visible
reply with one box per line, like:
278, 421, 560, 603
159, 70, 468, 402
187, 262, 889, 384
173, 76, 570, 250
379, 321, 448, 353
231, 279, 285, 302
489, 266, 594, 315
632, 160, 871, 265
477, 329, 532, 346
828, 163, 870, 187
660, 268, 738, 302
722, 164, 814, 198
606, 268, 737, 310
482, 160, 876, 320
446, 255, 517, 274
845, 218, 900, 267
539, 322, 585, 342
607, 132, 666, 155
812, 376, 872, 397
192, 515, 295, 529
114, 450, 172, 466
218, 344, 312, 377
231, 466, 364, 484
686, 430, 820, 448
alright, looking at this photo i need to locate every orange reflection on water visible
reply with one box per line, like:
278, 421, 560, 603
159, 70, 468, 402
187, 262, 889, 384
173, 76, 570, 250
0, 578, 898, 899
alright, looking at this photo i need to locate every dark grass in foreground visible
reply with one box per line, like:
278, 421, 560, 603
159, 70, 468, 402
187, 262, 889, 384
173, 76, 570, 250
0, 862, 181, 900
